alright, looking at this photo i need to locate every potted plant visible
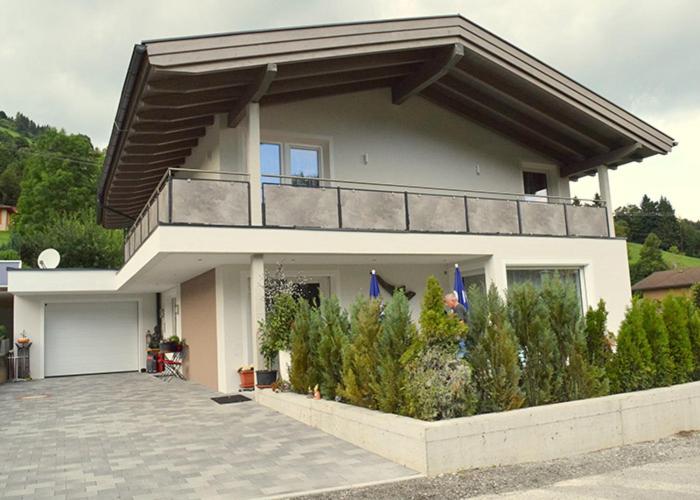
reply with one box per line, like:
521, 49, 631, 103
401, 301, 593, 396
238, 364, 255, 390
257, 293, 298, 387
159, 335, 182, 352
16, 329, 30, 346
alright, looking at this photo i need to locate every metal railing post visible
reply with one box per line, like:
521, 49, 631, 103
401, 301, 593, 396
168, 170, 173, 224
404, 191, 410, 231
337, 187, 343, 228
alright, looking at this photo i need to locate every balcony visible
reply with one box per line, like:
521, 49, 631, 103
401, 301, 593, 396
123, 169, 611, 262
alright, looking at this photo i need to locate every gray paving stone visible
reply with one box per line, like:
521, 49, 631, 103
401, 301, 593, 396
0, 373, 414, 499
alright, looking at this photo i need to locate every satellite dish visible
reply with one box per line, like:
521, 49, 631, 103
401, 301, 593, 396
38, 248, 61, 269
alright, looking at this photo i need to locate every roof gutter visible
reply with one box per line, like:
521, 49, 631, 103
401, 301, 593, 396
97, 44, 147, 226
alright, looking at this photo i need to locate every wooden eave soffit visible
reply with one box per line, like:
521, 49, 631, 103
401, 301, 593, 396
392, 43, 464, 105
227, 63, 278, 128
563, 143, 642, 178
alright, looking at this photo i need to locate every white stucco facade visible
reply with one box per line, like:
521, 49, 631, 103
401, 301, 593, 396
9, 89, 630, 391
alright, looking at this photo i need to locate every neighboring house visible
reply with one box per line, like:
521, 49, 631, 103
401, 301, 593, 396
632, 268, 700, 300
8, 16, 675, 392
0, 205, 16, 231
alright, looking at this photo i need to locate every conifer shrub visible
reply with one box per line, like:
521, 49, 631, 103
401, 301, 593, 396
661, 295, 695, 384
289, 299, 321, 393
317, 295, 351, 400
507, 282, 556, 406
692, 283, 700, 309
639, 299, 674, 387
540, 274, 605, 401
402, 343, 476, 421
402, 276, 474, 420
679, 297, 700, 381
373, 290, 416, 415
339, 296, 382, 408
584, 300, 613, 368
469, 285, 524, 413
607, 300, 655, 393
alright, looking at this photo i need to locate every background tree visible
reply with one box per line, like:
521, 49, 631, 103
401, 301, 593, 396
317, 295, 350, 399
339, 296, 382, 408
507, 282, 556, 406
630, 233, 669, 284
373, 290, 416, 415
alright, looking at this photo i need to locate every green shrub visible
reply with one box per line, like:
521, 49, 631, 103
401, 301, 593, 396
680, 297, 700, 381
373, 290, 416, 415
691, 283, 700, 309
608, 300, 654, 393
507, 282, 556, 406
639, 299, 674, 387
584, 300, 613, 368
419, 276, 467, 345
317, 295, 350, 400
289, 299, 321, 393
402, 343, 476, 421
661, 295, 694, 384
258, 293, 298, 369
339, 297, 382, 408
470, 286, 524, 413
540, 274, 604, 401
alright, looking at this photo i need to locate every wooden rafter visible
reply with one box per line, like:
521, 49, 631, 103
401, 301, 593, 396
128, 127, 207, 145
228, 63, 278, 127
124, 138, 198, 155
392, 44, 464, 105
562, 143, 642, 177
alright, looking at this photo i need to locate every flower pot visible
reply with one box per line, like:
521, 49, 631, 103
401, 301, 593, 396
239, 369, 255, 389
159, 341, 176, 352
255, 369, 277, 387
278, 350, 291, 381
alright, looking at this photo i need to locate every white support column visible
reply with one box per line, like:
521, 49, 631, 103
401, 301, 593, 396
597, 165, 616, 237
244, 102, 262, 226
249, 254, 266, 374
484, 255, 508, 296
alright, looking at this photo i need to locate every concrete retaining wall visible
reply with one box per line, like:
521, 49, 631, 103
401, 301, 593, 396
257, 381, 700, 475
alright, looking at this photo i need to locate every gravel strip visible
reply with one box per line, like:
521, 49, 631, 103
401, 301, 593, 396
294, 431, 700, 499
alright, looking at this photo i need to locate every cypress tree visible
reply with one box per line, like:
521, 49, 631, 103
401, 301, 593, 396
661, 295, 694, 384
584, 300, 613, 368
470, 286, 524, 413
289, 299, 321, 393
680, 297, 700, 381
339, 297, 382, 408
507, 282, 556, 406
608, 301, 655, 393
317, 295, 350, 400
373, 290, 416, 415
639, 299, 674, 387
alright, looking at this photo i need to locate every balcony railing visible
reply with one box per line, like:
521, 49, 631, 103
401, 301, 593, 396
123, 170, 610, 263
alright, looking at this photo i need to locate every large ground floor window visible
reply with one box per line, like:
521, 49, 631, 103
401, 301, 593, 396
506, 267, 584, 309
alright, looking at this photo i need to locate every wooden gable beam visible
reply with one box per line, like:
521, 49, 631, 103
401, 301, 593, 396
392, 44, 464, 105
227, 63, 278, 128
562, 143, 642, 177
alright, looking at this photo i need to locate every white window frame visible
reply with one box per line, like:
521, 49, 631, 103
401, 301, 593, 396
260, 137, 328, 184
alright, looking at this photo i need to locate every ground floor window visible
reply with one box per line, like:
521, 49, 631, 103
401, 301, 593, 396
462, 272, 486, 293
506, 267, 584, 309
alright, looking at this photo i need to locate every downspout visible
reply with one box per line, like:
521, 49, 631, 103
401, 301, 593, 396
97, 43, 147, 226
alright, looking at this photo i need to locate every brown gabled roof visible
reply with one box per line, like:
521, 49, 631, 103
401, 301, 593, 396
98, 15, 676, 228
632, 267, 700, 292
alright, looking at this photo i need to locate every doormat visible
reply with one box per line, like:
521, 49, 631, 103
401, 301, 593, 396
211, 394, 251, 404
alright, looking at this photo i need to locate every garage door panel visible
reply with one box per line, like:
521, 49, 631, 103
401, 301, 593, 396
45, 302, 138, 377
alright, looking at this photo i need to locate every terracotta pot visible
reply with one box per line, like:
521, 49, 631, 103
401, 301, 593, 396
239, 369, 255, 389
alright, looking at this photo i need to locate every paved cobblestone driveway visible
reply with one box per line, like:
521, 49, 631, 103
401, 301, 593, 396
0, 373, 415, 499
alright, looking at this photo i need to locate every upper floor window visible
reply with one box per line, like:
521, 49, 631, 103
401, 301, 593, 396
522, 171, 548, 200
261, 142, 322, 187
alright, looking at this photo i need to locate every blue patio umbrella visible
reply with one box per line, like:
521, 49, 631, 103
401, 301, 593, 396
369, 269, 381, 299
454, 264, 469, 311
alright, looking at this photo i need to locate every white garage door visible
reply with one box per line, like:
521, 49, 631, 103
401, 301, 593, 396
45, 302, 139, 377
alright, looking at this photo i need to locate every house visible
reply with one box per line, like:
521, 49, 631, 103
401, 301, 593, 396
8, 16, 675, 393
0, 205, 16, 231
632, 268, 700, 300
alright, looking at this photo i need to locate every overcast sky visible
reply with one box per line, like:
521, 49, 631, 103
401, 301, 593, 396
1, 0, 698, 218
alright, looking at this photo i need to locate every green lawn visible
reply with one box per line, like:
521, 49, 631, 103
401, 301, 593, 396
628, 241, 700, 268
0, 231, 9, 246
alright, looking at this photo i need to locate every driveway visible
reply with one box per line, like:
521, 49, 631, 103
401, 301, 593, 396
0, 373, 415, 499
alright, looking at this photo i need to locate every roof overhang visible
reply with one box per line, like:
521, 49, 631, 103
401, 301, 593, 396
98, 15, 676, 228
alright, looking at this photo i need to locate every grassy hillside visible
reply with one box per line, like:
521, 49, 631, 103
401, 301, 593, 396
0, 231, 9, 245
628, 241, 700, 269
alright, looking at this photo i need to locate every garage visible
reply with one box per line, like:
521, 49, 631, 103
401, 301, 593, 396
44, 302, 139, 377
